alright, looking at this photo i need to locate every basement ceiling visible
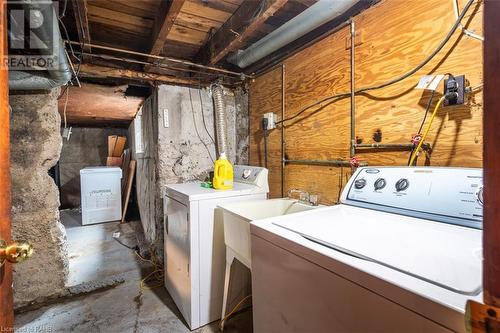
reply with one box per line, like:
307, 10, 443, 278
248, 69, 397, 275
58, 83, 144, 127
59, 0, 377, 126
60, 0, 320, 81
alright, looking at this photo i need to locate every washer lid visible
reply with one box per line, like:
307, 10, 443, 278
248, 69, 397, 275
273, 205, 482, 295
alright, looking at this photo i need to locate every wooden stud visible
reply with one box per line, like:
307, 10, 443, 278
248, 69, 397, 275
121, 160, 136, 223
78, 63, 198, 85
198, 0, 289, 65
71, 0, 91, 57
149, 0, 186, 57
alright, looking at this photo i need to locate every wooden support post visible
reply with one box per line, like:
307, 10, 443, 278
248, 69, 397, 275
483, 0, 500, 310
0, 0, 13, 328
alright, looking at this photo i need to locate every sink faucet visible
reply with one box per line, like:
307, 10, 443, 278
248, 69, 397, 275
287, 188, 320, 206
287, 188, 310, 204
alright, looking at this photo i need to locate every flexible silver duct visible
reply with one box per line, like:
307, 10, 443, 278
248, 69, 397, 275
9, 0, 72, 90
228, 0, 359, 68
211, 84, 228, 157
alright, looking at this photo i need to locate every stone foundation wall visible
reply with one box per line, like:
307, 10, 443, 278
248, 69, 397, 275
10, 88, 69, 308
129, 84, 249, 255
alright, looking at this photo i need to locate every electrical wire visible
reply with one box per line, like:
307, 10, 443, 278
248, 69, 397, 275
135, 250, 164, 290
59, 0, 68, 18
418, 90, 437, 134
197, 81, 216, 145
408, 95, 447, 166
189, 88, 215, 163
219, 295, 252, 330
63, 85, 70, 128
276, 0, 476, 125
407, 89, 436, 165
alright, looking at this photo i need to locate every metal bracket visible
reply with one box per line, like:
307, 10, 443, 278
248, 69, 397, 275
466, 300, 500, 333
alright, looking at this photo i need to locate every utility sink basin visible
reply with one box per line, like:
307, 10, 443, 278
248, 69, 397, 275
218, 198, 323, 268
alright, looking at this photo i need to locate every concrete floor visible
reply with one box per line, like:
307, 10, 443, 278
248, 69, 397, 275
15, 210, 252, 333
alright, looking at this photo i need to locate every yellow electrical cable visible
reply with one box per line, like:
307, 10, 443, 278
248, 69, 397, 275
408, 95, 447, 166
135, 249, 164, 290
219, 294, 252, 330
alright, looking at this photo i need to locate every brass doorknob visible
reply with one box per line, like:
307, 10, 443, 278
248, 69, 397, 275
0, 240, 33, 266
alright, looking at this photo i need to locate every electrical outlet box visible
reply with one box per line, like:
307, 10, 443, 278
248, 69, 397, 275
163, 108, 169, 128
443, 75, 465, 106
263, 112, 277, 130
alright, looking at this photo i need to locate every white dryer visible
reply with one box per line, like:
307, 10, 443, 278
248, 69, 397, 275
251, 167, 482, 333
164, 165, 268, 330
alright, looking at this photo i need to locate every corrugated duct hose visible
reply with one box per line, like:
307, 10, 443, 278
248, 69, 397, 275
211, 84, 228, 157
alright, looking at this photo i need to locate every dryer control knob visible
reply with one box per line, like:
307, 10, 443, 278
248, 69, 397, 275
242, 169, 252, 179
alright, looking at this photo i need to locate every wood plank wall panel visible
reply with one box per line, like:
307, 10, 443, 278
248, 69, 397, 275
249, 67, 283, 198
249, 0, 483, 204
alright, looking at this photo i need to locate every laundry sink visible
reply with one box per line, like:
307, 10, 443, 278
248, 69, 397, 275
218, 198, 323, 268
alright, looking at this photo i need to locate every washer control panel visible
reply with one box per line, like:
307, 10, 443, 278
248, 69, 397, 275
341, 167, 483, 228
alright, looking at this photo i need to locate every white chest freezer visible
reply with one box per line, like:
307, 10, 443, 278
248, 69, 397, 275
80, 166, 122, 225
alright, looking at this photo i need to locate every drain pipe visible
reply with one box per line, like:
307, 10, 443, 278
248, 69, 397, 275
9, 0, 72, 90
211, 83, 228, 157
228, 0, 359, 68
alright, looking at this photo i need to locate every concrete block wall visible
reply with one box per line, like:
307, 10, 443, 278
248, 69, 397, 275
59, 127, 128, 208
129, 84, 249, 255
10, 88, 69, 308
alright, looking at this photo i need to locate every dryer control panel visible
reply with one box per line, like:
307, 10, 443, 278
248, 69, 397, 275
233, 165, 269, 190
341, 167, 483, 229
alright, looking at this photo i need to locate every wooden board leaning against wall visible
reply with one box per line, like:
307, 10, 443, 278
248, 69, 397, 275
249, 0, 483, 204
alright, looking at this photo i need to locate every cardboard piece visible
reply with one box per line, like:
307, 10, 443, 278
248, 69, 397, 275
106, 156, 123, 167
108, 135, 127, 157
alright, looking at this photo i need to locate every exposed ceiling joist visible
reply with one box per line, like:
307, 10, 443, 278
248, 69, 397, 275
71, 0, 91, 55
78, 63, 198, 86
198, 0, 289, 65
149, 0, 186, 57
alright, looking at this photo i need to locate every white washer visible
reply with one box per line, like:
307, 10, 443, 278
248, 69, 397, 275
164, 165, 268, 330
251, 167, 482, 333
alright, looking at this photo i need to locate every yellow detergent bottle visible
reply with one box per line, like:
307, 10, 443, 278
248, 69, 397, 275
213, 153, 233, 190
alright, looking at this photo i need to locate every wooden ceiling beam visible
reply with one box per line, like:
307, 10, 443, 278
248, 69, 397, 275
149, 0, 186, 57
71, 0, 91, 54
198, 0, 289, 65
78, 64, 198, 86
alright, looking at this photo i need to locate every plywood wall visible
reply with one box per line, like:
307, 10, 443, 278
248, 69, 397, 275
249, 0, 483, 204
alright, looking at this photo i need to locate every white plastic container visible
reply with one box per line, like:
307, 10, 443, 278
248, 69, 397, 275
80, 167, 122, 225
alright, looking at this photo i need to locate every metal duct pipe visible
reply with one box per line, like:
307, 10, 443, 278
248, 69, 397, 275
228, 0, 359, 68
9, 0, 72, 90
211, 84, 228, 157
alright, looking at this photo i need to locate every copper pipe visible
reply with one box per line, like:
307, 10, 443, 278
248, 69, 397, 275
65, 40, 250, 78
281, 64, 285, 197
354, 143, 432, 151
350, 21, 356, 158
284, 159, 368, 167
